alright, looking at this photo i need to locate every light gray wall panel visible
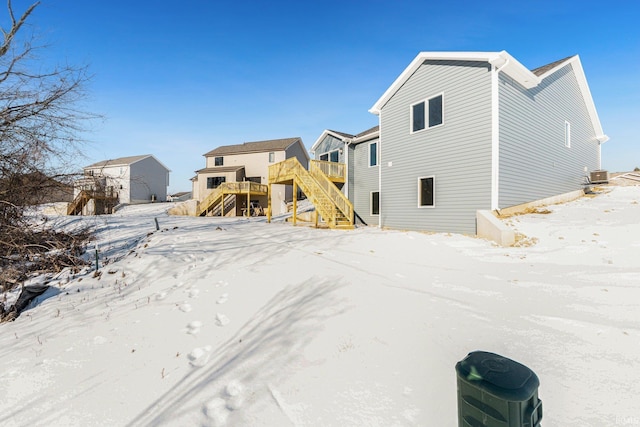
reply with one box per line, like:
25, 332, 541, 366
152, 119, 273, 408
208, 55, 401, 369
379, 60, 493, 234
130, 157, 169, 203
351, 138, 380, 226
498, 64, 600, 208
313, 135, 346, 163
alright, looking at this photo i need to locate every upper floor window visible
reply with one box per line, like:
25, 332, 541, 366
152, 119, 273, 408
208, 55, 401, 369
214, 156, 224, 166
320, 149, 340, 163
369, 141, 378, 167
564, 121, 571, 148
207, 176, 225, 189
268, 152, 275, 163
411, 94, 443, 133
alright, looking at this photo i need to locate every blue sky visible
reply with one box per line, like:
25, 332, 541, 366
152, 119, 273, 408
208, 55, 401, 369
21, 0, 640, 192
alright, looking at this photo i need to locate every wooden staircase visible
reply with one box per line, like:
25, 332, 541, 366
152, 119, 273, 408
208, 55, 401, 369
67, 190, 91, 215
269, 158, 354, 229
197, 181, 268, 217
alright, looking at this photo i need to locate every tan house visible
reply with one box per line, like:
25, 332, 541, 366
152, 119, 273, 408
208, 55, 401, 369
192, 137, 309, 216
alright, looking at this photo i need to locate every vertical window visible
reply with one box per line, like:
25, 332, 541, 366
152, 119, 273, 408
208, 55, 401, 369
268, 152, 275, 163
429, 95, 443, 127
412, 101, 425, 132
320, 153, 329, 161
371, 191, 380, 215
411, 94, 444, 133
214, 156, 224, 166
564, 121, 571, 148
418, 176, 435, 207
207, 176, 226, 189
369, 142, 378, 167
329, 150, 339, 163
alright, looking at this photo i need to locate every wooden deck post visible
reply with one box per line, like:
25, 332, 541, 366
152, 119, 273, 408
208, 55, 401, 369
220, 191, 225, 216
246, 189, 250, 217
267, 184, 272, 223
292, 181, 297, 226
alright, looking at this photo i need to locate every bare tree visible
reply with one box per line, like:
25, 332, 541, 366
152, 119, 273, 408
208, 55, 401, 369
0, 0, 96, 306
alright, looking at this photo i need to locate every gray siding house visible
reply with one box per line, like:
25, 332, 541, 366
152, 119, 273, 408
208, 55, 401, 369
369, 51, 608, 235
82, 154, 171, 204
311, 127, 380, 225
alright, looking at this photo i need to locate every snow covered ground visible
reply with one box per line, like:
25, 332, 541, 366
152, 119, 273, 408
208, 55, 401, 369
1, 186, 639, 427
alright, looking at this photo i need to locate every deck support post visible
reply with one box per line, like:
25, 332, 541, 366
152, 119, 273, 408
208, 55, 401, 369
292, 181, 297, 226
267, 184, 272, 223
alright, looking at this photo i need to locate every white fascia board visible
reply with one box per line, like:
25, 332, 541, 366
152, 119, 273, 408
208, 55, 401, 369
310, 130, 351, 154
369, 51, 543, 115
489, 51, 541, 89
351, 130, 380, 145
537, 55, 608, 143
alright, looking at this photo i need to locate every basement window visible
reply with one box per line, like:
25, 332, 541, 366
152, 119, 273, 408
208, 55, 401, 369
371, 191, 380, 215
418, 176, 435, 208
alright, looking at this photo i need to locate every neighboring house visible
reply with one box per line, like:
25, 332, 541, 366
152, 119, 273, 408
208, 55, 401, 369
69, 154, 171, 215
363, 51, 608, 235
193, 137, 309, 216
168, 191, 192, 202
311, 126, 380, 226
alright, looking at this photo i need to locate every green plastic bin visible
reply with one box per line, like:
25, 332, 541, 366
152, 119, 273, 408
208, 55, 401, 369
455, 351, 542, 427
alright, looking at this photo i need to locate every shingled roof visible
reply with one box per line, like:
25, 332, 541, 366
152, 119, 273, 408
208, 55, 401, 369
85, 155, 152, 169
204, 137, 302, 157
531, 55, 575, 76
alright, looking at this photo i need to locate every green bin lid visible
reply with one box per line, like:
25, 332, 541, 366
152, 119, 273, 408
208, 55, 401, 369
455, 351, 540, 401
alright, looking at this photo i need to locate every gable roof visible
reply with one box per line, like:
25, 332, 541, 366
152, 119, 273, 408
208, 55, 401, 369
369, 51, 608, 143
310, 126, 380, 153
85, 154, 171, 171
204, 137, 304, 157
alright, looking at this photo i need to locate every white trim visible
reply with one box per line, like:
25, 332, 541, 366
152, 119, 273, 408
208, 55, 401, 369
310, 130, 351, 154
417, 175, 435, 208
490, 65, 500, 210
409, 93, 444, 134
368, 140, 379, 167
378, 114, 383, 228
564, 121, 571, 148
370, 190, 380, 216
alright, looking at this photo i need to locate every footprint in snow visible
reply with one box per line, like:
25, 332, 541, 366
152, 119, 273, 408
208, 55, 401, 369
215, 313, 230, 327
155, 292, 167, 301
216, 280, 228, 288
188, 345, 212, 367
179, 303, 192, 313
187, 320, 202, 335
203, 397, 229, 426
216, 293, 228, 304
189, 288, 200, 298
224, 380, 245, 410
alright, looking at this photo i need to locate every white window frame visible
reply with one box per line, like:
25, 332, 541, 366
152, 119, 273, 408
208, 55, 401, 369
564, 121, 571, 148
319, 149, 340, 163
268, 152, 275, 163
410, 93, 444, 134
370, 191, 380, 216
368, 141, 378, 167
417, 175, 435, 208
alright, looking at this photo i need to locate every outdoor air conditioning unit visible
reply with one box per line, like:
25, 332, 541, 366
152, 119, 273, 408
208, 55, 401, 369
590, 170, 609, 184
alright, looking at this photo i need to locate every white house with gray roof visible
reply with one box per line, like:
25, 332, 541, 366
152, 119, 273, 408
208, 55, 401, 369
365, 51, 608, 235
81, 154, 171, 205
193, 137, 309, 216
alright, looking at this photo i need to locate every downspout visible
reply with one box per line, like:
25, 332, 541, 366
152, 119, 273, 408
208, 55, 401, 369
378, 113, 383, 229
490, 58, 510, 211
344, 139, 350, 199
